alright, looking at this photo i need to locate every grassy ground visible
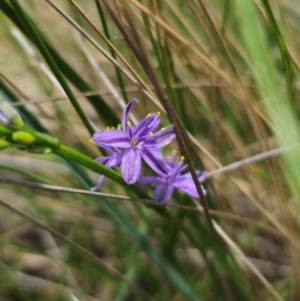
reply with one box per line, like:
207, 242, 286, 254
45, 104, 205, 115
0, 0, 299, 300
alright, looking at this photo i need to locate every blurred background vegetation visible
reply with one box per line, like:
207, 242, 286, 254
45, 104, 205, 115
0, 0, 299, 300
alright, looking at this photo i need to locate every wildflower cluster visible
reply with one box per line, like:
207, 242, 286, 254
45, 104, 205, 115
91, 99, 206, 204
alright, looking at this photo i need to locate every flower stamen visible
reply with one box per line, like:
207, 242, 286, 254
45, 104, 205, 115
165, 141, 171, 145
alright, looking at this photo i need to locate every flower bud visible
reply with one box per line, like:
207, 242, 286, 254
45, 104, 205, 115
0, 139, 11, 150
12, 131, 36, 145
0, 97, 23, 128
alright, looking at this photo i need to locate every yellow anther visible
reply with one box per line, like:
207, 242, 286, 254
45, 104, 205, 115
88, 138, 94, 143
172, 149, 177, 154
157, 111, 161, 116
127, 121, 131, 126
146, 113, 151, 118
165, 141, 171, 145
106, 126, 110, 130
160, 127, 165, 131
111, 127, 115, 130
167, 155, 171, 160
149, 132, 154, 136
180, 156, 185, 161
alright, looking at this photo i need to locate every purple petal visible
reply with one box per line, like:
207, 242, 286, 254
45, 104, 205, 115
0, 110, 10, 125
121, 99, 138, 134
140, 147, 167, 175
95, 152, 121, 168
148, 115, 160, 132
197, 171, 206, 182
163, 154, 178, 171
138, 176, 162, 185
92, 130, 130, 148
91, 175, 106, 191
179, 170, 206, 183
172, 177, 207, 198
121, 148, 142, 184
108, 154, 122, 168
134, 113, 160, 139
95, 156, 111, 166
145, 126, 176, 148
97, 144, 120, 153
165, 155, 188, 177
154, 184, 174, 205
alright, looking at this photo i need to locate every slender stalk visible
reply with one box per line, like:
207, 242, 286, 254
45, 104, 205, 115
54, 144, 145, 196
52, 143, 169, 216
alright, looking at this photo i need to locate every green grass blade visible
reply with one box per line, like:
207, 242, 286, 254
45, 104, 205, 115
235, 0, 300, 210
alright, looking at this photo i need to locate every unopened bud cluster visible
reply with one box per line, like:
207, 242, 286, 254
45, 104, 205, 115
0, 97, 59, 152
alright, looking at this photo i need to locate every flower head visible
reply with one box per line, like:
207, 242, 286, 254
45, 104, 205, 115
92, 99, 175, 184
139, 153, 206, 205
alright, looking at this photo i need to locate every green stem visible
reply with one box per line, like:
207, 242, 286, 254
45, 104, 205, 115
54, 144, 170, 216
9, 0, 95, 135
55, 144, 124, 184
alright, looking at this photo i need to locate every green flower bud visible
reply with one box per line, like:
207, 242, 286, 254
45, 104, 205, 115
12, 131, 36, 145
0, 139, 11, 149
11, 115, 24, 128
0, 97, 23, 128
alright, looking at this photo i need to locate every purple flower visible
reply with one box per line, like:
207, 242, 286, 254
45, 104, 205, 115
139, 153, 206, 205
91, 145, 122, 191
92, 99, 175, 184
